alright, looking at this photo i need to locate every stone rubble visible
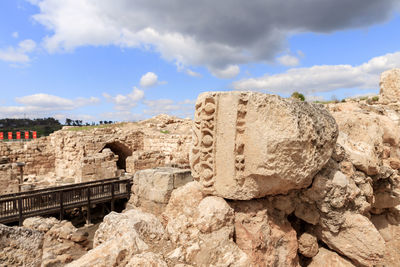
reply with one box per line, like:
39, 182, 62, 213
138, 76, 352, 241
0, 217, 88, 267
3, 69, 400, 266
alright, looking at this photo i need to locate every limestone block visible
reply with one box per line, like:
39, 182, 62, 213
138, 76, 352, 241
190, 91, 338, 199
380, 68, 400, 103
132, 167, 193, 205
318, 212, 385, 266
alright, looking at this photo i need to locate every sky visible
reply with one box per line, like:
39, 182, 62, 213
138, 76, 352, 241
0, 0, 400, 123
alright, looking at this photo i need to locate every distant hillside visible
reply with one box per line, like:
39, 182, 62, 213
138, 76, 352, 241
0, 118, 62, 138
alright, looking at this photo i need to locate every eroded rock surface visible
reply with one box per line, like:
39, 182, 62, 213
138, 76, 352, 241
317, 212, 385, 266
190, 91, 338, 199
230, 199, 299, 266
69, 209, 165, 267
0, 224, 44, 267
163, 181, 250, 266
23, 216, 89, 267
380, 68, 400, 103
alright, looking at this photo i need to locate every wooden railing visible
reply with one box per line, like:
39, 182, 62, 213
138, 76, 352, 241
0, 178, 131, 225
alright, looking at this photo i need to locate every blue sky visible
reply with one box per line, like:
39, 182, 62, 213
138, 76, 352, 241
0, 0, 400, 123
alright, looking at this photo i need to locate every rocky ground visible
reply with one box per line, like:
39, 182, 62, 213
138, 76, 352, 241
1, 69, 400, 266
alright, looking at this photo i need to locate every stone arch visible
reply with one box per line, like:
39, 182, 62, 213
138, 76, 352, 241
100, 141, 132, 170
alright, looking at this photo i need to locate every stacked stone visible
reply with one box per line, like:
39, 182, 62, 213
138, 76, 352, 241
0, 162, 20, 194
0, 137, 55, 176
162, 91, 387, 266
67, 85, 400, 266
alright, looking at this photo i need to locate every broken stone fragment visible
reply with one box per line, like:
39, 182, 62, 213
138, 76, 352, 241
380, 68, 400, 103
317, 212, 385, 266
190, 91, 338, 199
298, 232, 319, 258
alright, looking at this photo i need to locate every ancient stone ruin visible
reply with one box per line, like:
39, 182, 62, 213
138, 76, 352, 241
2, 69, 400, 266
0, 115, 192, 193
190, 91, 338, 199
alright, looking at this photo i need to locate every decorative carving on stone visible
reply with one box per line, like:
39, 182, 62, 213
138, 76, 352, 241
190, 94, 217, 189
234, 93, 248, 185
190, 91, 338, 200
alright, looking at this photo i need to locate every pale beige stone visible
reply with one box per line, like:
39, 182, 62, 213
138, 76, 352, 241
334, 113, 383, 176
380, 68, 400, 103
23, 217, 88, 266
94, 209, 164, 247
70, 209, 165, 267
308, 248, 355, 267
190, 91, 338, 199
318, 212, 385, 266
298, 232, 319, 258
126, 252, 168, 267
0, 224, 44, 267
371, 214, 400, 267
128, 167, 193, 215
163, 182, 250, 266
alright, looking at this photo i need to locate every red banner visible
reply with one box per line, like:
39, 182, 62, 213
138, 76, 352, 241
8, 132, 12, 140
16, 132, 21, 139
25, 131, 29, 139
32, 131, 37, 139
0, 132, 3, 140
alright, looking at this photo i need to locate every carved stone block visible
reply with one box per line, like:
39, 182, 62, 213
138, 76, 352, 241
190, 92, 338, 199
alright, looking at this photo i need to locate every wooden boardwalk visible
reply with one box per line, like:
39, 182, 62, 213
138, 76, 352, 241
0, 178, 131, 225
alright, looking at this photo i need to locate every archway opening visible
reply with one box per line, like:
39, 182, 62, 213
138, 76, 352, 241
101, 141, 132, 170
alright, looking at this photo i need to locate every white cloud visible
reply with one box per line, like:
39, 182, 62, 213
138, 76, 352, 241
210, 65, 240, 79
103, 87, 144, 110
0, 39, 36, 63
233, 51, 400, 94
143, 98, 195, 118
12, 32, 19, 38
186, 69, 202, 77
0, 93, 99, 117
277, 54, 300, 67
28, 1, 399, 76
140, 72, 159, 88
16, 93, 99, 109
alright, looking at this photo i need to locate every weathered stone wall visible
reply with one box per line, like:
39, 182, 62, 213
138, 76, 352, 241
0, 162, 20, 194
0, 137, 55, 176
80, 148, 119, 182
0, 115, 191, 192
50, 116, 192, 183
0, 138, 55, 193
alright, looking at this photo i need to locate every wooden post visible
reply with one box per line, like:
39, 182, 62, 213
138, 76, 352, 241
111, 182, 115, 211
18, 198, 23, 226
86, 187, 91, 225
127, 179, 131, 198
60, 191, 64, 220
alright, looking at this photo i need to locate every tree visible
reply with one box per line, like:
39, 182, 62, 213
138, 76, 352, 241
291, 92, 305, 101
65, 118, 72, 126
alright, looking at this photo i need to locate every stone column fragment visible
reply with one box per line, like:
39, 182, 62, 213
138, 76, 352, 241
190, 91, 338, 199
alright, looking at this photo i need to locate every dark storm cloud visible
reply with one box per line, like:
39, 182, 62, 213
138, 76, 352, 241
31, 0, 399, 71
